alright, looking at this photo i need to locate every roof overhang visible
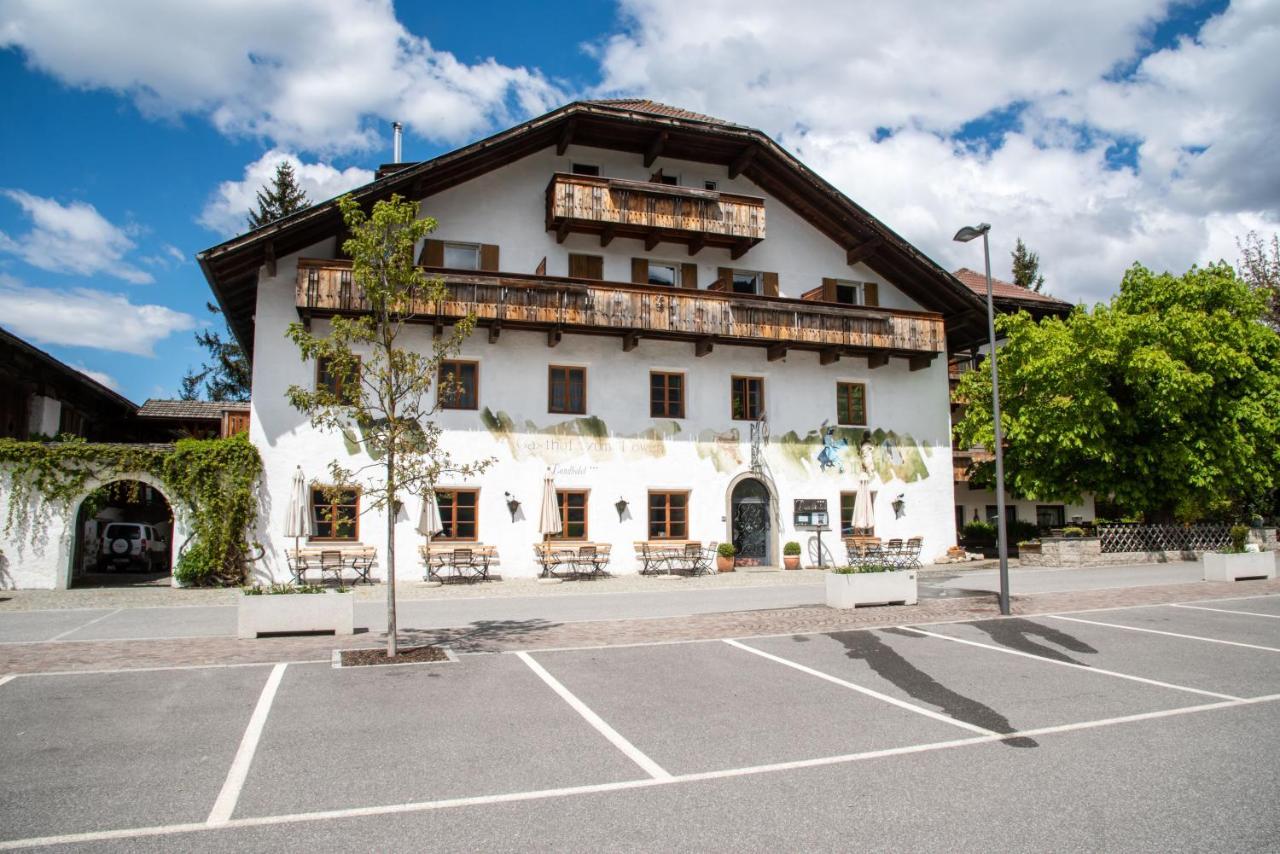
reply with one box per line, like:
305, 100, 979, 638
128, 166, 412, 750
198, 101, 991, 358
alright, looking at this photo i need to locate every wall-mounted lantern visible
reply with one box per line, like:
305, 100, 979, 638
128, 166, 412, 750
504, 492, 521, 522
615, 498, 630, 522
892, 494, 906, 519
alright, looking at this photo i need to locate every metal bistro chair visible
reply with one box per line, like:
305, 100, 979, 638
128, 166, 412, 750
695, 541, 718, 577
451, 548, 477, 582
574, 545, 598, 579
636, 542, 662, 575
883, 539, 905, 569
904, 537, 923, 569
319, 550, 345, 586
286, 549, 311, 584
349, 548, 375, 584
591, 544, 612, 577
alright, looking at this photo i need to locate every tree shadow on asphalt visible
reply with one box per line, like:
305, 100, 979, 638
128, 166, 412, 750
814, 628, 1038, 748
392, 618, 562, 653
963, 618, 1098, 666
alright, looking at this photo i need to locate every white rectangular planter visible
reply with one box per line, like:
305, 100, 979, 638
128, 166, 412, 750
825, 570, 918, 608
1202, 551, 1276, 582
237, 590, 355, 638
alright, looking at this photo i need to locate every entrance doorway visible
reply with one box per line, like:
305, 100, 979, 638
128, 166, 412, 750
730, 477, 772, 566
70, 480, 174, 588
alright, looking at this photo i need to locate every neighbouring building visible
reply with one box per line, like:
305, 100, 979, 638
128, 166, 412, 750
0, 326, 138, 441
946, 268, 1095, 531
198, 99, 1000, 581
134, 399, 251, 441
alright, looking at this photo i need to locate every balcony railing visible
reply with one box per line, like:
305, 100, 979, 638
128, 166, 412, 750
296, 261, 945, 358
545, 173, 765, 256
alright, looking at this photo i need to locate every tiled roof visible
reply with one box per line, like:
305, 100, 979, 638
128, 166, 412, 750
952, 268, 1072, 307
137, 399, 249, 420
585, 99, 738, 126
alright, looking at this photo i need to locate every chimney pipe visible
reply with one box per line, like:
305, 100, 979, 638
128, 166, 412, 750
392, 122, 403, 163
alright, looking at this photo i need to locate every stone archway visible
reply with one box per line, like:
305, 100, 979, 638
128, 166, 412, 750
724, 470, 780, 568
64, 472, 190, 589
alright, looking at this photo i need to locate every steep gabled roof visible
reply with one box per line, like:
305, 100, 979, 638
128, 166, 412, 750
953, 268, 1072, 317
198, 100, 990, 357
0, 325, 137, 413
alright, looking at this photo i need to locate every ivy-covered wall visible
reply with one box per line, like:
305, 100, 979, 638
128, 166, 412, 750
0, 434, 262, 589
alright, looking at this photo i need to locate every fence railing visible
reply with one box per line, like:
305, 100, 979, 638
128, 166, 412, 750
1098, 523, 1230, 554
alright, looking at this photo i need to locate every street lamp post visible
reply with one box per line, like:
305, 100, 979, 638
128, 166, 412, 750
953, 222, 1011, 616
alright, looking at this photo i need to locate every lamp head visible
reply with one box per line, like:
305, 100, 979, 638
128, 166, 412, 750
953, 223, 991, 243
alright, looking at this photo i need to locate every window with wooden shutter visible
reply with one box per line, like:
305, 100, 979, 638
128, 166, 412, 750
762, 271, 779, 297
479, 243, 499, 271
569, 253, 603, 279
863, 281, 879, 306
821, 278, 838, 302
631, 258, 649, 284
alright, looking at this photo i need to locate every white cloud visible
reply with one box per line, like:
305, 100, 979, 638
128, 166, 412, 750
198, 150, 375, 236
0, 0, 564, 153
0, 275, 196, 356
67, 362, 121, 391
593, 0, 1280, 304
0, 190, 154, 284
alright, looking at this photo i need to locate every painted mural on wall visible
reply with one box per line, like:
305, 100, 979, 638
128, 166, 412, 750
475, 408, 931, 482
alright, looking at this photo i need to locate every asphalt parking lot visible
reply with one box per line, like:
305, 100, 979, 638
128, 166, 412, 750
2, 593, 1278, 852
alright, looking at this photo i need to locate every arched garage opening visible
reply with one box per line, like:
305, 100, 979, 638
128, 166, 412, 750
69, 478, 174, 588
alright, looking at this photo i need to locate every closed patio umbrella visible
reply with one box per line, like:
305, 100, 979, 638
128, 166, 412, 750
538, 468, 562, 540
284, 466, 314, 555
417, 491, 444, 543
852, 444, 875, 533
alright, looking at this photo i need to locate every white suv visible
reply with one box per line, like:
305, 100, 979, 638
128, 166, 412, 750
101, 523, 167, 571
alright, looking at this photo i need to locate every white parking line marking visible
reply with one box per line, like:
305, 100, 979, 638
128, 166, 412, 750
901, 627, 1241, 700
45, 609, 122, 642
10, 659, 328, 679
0, 675, 16, 689
1170, 603, 1280, 620
722, 638, 997, 736
207, 663, 288, 826
515, 650, 672, 781
1046, 614, 1280, 653
2, 692, 1277, 852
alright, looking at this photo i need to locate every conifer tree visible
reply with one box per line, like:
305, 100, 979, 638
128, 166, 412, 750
247, 161, 311, 229
1010, 238, 1046, 292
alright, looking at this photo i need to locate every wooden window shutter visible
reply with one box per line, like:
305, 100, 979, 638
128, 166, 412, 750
479, 244, 500, 272
680, 263, 698, 289
631, 258, 649, 284
420, 239, 444, 267
863, 281, 879, 306
762, 272, 779, 297
569, 254, 602, 279
711, 266, 732, 291
821, 277, 837, 302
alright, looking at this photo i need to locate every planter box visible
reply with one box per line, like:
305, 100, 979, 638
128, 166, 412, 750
825, 570, 917, 609
237, 590, 355, 638
1202, 551, 1276, 582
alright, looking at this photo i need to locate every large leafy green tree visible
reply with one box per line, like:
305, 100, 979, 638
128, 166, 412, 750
286, 195, 491, 657
954, 262, 1280, 522
1010, 237, 1045, 292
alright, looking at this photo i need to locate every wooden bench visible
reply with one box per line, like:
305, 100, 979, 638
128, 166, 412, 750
287, 546, 376, 585
420, 544, 498, 583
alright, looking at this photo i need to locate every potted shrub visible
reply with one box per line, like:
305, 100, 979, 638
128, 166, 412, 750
237, 583, 356, 638
825, 563, 918, 609
716, 542, 736, 573
782, 541, 802, 570
1202, 524, 1276, 582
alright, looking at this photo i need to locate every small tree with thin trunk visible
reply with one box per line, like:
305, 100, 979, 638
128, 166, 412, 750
286, 194, 490, 657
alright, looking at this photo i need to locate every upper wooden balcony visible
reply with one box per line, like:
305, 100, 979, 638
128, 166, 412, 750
296, 260, 945, 365
545, 173, 766, 258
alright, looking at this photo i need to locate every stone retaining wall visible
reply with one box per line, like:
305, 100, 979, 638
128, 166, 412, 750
1020, 528, 1278, 568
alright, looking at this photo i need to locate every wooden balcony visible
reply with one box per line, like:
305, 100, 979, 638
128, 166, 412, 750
545, 173, 765, 258
296, 260, 945, 363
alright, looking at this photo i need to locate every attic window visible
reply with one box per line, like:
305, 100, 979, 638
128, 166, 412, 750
659, 174, 679, 186
835, 281, 864, 305
572, 163, 600, 176
704, 180, 718, 191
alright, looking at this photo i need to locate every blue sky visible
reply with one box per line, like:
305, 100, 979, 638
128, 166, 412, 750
0, 0, 1273, 404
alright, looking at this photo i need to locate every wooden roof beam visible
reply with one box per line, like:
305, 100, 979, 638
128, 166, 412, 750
767, 344, 787, 362
622, 331, 639, 352
729, 145, 756, 179
867, 354, 890, 369
909, 354, 935, 371
548, 326, 563, 348
263, 240, 276, 278
488, 321, 502, 344
687, 234, 706, 256
695, 338, 714, 357
846, 237, 883, 267
555, 221, 571, 244
819, 349, 840, 366
730, 239, 752, 261
644, 131, 669, 168
556, 118, 576, 156
600, 224, 616, 248
644, 232, 661, 251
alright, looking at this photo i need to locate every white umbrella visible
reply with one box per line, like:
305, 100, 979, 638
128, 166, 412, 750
852, 444, 875, 533
417, 491, 444, 543
538, 467, 562, 540
283, 466, 314, 556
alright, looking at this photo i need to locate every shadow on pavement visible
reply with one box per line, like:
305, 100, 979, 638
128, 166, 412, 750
393, 618, 563, 653
965, 618, 1098, 666
819, 628, 1038, 748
